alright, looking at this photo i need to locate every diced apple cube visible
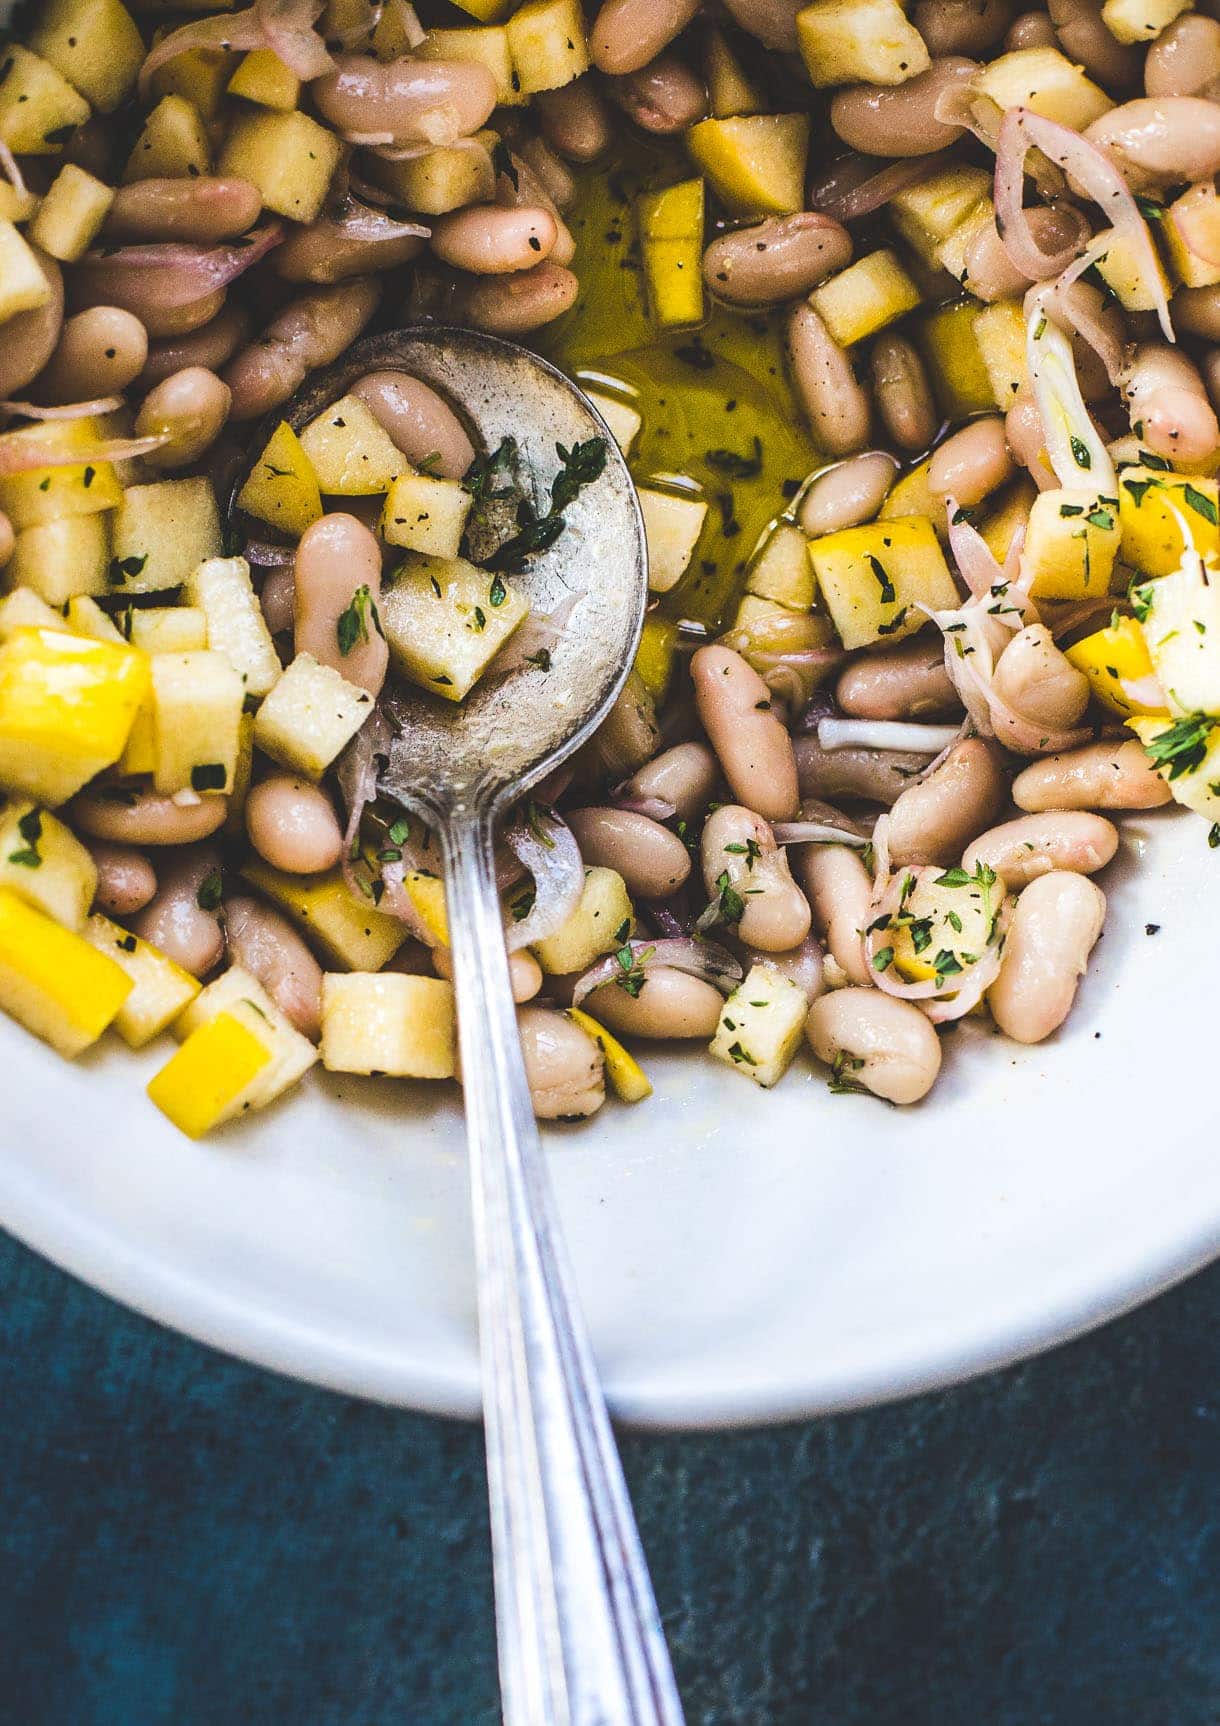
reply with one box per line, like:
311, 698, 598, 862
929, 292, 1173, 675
218, 108, 341, 222
1022, 488, 1121, 600
687, 114, 810, 218
84, 913, 201, 1047
239, 861, 405, 970
380, 553, 529, 701
184, 554, 281, 697
585, 389, 642, 456
807, 516, 958, 650
236, 421, 322, 538
126, 606, 209, 654
122, 94, 211, 182
746, 522, 817, 609
321, 972, 458, 1077
0, 801, 96, 929
29, 163, 114, 261
226, 48, 301, 111
253, 651, 375, 778
150, 649, 245, 794
506, 0, 589, 93
710, 962, 809, 1087
0, 45, 91, 156
638, 487, 707, 594
0, 588, 72, 639
380, 472, 472, 559
796, 0, 930, 87
299, 394, 408, 495
808, 249, 921, 347
30, 0, 145, 112
110, 477, 222, 593
532, 866, 634, 975
972, 46, 1111, 129
0, 221, 56, 323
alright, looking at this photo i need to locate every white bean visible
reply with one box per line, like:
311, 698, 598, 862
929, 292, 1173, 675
588, 968, 724, 1038
691, 644, 799, 822
963, 811, 1119, 887
988, 871, 1105, 1043
224, 895, 324, 1039
701, 805, 811, 952
795, 843, 873, 986
516, 1006, 606, 1119
806, 988, 942, 1103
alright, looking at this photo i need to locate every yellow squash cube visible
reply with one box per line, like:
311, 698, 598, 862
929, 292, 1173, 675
633, 614, 677, 704
0, 46, 90, 155
973, 301, 1029, 409
972, 47, 1111, 129
506, 0, 589, 93
1065, 616, 1166, 718
797, 0, 930, 87
226, 48, 301, 111
253, 652, 375, 778
184, 554, 281, 697
151, 649, 245, 794
0, 627, 148, 805
122, 94, 211, 183
1128, 714, 1220, 824
84, 913, 201, 1047
1118, 468, 1220, 576
30, 0, 144, 112
808, 249, 920, 347
638, 178, 705, 329
638, 487, 708, 595
0, 886, 131, 1056
0, 801, 96, 929
380, 554, 529, 702
111, 476, 222, 593
565, 1007, 652, 1102
703, 25, 766, 119
915, 300, 995, 419
219, 109, 341, 222
808, 516, 958, 650
240, 860, 406, 970
29, 165, 113, 263
236, 421, 322, 537
149, 46, 231, 123
879, 458, 946, 540
403, 871, 448, 946
147, 1005, 273, 1138
171, 963, 318, 1096
11, 513, 110, 606
1101, 0, 1190, 42
687, 115, 810, 218
381, 472, 473, 560
884, 869, 998, 983
710, 963, 809, 1088
321, 973, 458, 1078
533, 866, 634, 975
364, 136, 496, 215
1134, 548, 1220, 715
298, 394, 408, 495
1022, 487, 1121, 600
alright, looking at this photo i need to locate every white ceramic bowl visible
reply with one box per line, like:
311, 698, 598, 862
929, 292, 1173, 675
1, 800, 1216, 1427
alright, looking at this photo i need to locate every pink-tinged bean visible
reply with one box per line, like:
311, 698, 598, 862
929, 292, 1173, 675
87, 841, 157, 916
795, 735, 932, 804
0, 250, 63, 398
497, 152, 577, 266
1011, 740, 1173, 810
0, 512, 11, 569
516, 1006, 605, 1119
132, 845, 224, 978
915, 0, 1011, 56
704, 213, 853, 307
589, 0, 701, 75
350, 370, 474, 479
534, 76, 614, 161
135, 366, 231, 469
870, 335, 938, 452
1005, 9, 1058, 46
103, 177, 262, 244
273, 204, 427, 284
738, 937, 826, 1002
514, 137, 577, 211
886, 738, 1007, 866
138, 302, 250, 391
721, 0, 803, 48
245, 775, 345, 875
795, 843, 873, 986
431, 204, 558, 274
293, 512, 388, 697
260, 564, 295, 636
837, 638, 959, 720
224, 894, 324, 1039
1173, 285, 1220, 341
566, 806, 691, 898
1145, 13, 1220, 96
701, 805, 811, 952
605, 54, 709, 133
1049, 0, 1141, 87
619, 741, 719, 825
1084, 98, 1220, 189
961, 203, 1083, 301
788, 302, 871, 457
1122, 343, 1220, 463
224, 278, 381, 420
830, 59, 980, 156
313, 54, 497, 143
928, 416, 1014, 506
963, 811, 1118, 887
37, 305, 147, 403
455, 262, 579, 336
70, 789, 229, 846
992, 623, 1091, 733
584, 671, 661, 779
988, 870, 1105, 1043
692, 644, 799, 821
71, 247, 226, 337
1005, 393, 1058, 489
433, 943, 542, 1004
806, 988, 942, 1103
588, 967, 724, 1038
799, 451, 899, 536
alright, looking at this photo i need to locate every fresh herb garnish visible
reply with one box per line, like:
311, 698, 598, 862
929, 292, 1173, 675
1069, 435, 1092, 470
714, 869, 745, 924
7, 806, 41, 868
1142, 714, 1216, 780
336, 585, 383, 656
196, 871, 223, 911
1184, 483, 1218, 526
868, 554, 896, 605
613, 943, 654, 998
704, 436, 763, 480
485, 437, 608, 572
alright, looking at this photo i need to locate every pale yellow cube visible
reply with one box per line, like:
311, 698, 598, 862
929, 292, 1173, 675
150, 649, 245, 794
239, 862, 405, 971
533, 866, 634, 975
585, 390, 642, 456
797, 0, 930, 87
381, 472, 473, 559
298, 394, 408, 495
0, 222, 56, 324
219, 109, 341, 223
321, 972, 457, 1078
746, 523, 816, 610
0, 417, 122, 531
10, 513, 110, 606
127, 606, 209, 654
808, 249, 921, 347
1022, 487, 1121, 600
253, 652, 375, 778
972, 47, 1111, 129
0, 46, 90, 155
711, 963, 809, 1088
687, 114, 810, 218
1101, 0, 1189, 40
111, 477, 222, 593
66, 595, 124, 642
226, 48, 301, 111
84, 913, 201, 1047
973, 301, 1029, 409
30, 0, 144, 112
123, 95, 211, 183
1162, 185, 1220, 291
0, 801, 96, 929
380, 554, 529, 701
506, 0, 589, 93
29, 164, 114, 262
184, 554, 281, 698
638, 487, 707, 594
0, 590, 69, 640
808, 516, 958, 650
888, 165, 992, 265
365, 136, 496, 215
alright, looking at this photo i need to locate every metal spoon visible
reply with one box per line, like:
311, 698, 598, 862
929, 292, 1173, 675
234, 327, 685, 1726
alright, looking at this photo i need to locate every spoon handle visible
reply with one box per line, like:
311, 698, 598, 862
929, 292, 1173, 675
439, 805, 686, 1726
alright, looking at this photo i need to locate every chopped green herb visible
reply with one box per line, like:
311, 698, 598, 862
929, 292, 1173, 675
336, 584, 383, 656
196, 871, 223, 912
868, 554, 896, 604
7, 805, 41, 868
1184, 483, 1218, 526
190, 763, 226, 792
727, 1041, 757, 1066
714, 869, 745, 924
873, 945, 895, 973
1142, 714, 1216, 780
704, 436, 763, 480
1069, 435, 1092, 470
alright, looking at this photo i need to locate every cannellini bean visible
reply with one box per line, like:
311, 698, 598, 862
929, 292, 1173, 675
870, 335, 938, 453
514, 137, 577, 211
37, 305, 148, 403
71, 247, 226, 337
788, 303, 871, 458
1084, 97, 1220, 189
806, 988, 942, 1104
794, 843, 873, 986
517, 1006, 605, 1119
70, 789, 229, 846
0, 249, 62, 398
1005, 10, 1058, 46
135, 366, 231, 469
350, 371, 474, 480
224, 895, 324, 1039
260, 564, 295, 636
1005, 393, 1057, 489
566, 807, 691, 898
245, 775, 344, 875
433, 944, 542, 1004
992, 622, 1091, 733
1145, 13, 1220, 96
497, 153, 577, 267
0, 512, 13, 570
738, 937, 826, 1002
620, 741, 719, 825
138, 302, 251, 391
886, 738, 1007, 866
589, 0, 701, 74
1121, 344, 1220, 463
795, 735, 931, 805
988, 871, 1106, 1043
721, 0, 802, 47
605, 54, 709, 132
1049, 0, 1141, 87
1011, 740, 1173, 811
224, 279, 381, 420
692, 644, 799, 822
431, 204, 558, 274
829, 59, 980, 156
963, 811, 1119, 887
915, 0, 1011, 56
132, 846, 224, 978
836, 638, 959, 719
104, 177, 262, 243
961, 203, 1084, 301
1173, 285, 1220, 341
456, 263, 579, 336
273, 206, 427, 284
87, 841, 157, 917
927, 416, 1014, 507
313, 54, 497, 142
799, 452, 899, 536
588, 968, 723, 1038
703, 213, 852, 308
534, 76, 614, 161
701, 805, 811, 952
294, 512, 388, 698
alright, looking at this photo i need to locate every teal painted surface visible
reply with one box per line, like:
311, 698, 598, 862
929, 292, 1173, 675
0, 1229, 1217, 1725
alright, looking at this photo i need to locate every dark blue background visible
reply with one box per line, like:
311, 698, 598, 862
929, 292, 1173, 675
1, 1229, 1216, 1725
